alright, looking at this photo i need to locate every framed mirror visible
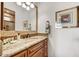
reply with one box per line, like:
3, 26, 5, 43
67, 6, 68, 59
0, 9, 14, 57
1, 2, 38, 32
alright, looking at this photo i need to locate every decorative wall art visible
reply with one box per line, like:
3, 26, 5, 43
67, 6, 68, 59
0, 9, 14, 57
23, 20, 28, 30
60, 13, 72, 23
56, 6, 79, 28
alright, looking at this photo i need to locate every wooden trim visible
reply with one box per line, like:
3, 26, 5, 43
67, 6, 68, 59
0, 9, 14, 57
35, 6, 38, 32
56, 6, 77, 13
77, 6, 79, 27
1, 2, 3, 30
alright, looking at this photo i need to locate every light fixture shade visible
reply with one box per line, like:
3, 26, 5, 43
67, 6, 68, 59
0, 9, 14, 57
30, 3, 35, 8
26, 6, 30, 10
26, 2, 31, 5
22, 4, 26, 8
16, 2, 21, 6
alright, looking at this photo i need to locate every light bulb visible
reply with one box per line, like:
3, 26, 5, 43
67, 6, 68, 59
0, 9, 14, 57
26, 6, 30, 10
16, 2, 21, 6
30, 3, 34, 8
26, 2, 31, 5
22, 4, 26, 8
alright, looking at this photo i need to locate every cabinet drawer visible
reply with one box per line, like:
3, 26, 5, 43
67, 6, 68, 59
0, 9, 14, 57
28, 41, 44, 56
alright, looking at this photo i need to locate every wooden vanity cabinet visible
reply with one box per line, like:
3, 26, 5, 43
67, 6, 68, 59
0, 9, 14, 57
12, 39, 48, 57
27, 39, 48, 57
27, 40, 44, 57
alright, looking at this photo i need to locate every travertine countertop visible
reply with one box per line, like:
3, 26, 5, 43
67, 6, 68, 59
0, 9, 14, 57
1, 36, 47, 57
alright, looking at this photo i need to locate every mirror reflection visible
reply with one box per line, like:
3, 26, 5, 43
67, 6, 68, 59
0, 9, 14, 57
2, 2, 37, 32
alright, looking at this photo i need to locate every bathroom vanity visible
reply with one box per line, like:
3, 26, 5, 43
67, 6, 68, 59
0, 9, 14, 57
0, 2, 48, 57
2, 36, 48, 57
1, 31, 48, 57
12, 38, 48, 57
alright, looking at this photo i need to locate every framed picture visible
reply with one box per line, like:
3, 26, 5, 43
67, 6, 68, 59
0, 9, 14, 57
23, 20, 28, 30
60, 13, 72, 23
56, 6, 79, 28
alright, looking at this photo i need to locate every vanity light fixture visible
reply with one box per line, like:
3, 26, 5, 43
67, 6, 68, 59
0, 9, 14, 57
30, 3, 35, 8
16, 2, 35, 11
26, 6, 30, 10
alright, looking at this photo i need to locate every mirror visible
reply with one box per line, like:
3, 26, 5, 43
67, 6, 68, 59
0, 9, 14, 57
1, 2, 38, 32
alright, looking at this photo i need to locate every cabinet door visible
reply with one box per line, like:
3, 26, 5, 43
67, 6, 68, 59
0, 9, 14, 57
28, 41, 43, 56
32, 48, 43, 57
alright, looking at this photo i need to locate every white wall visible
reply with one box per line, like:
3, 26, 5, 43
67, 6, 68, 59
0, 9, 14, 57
38, 2, 79, 57
55, 28, 79, 57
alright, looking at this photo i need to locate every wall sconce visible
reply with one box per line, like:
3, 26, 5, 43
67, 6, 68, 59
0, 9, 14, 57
16, 2, 35, 11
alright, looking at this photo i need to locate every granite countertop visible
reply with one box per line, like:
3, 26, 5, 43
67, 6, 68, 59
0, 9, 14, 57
1, 36, 47, 57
